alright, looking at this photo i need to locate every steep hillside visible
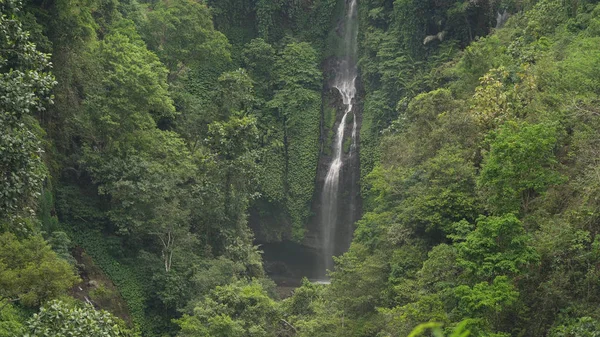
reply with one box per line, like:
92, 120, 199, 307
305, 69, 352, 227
283, 0, 600, 336
2, 0, 600, 336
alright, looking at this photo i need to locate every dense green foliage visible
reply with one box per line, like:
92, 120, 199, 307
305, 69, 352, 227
176, 280, 283, 337
1, 0, 333, 334
279, 1, 600, 336
0, 0, 54, 226
0, 232, 79, 307
3, 0, 600, 335
26, 299, 132, 337
0, 0, 79, 331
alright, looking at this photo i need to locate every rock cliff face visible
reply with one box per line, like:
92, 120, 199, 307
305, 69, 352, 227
256, 0, 363, 281
258, 77, 363, 282
255, 60, 363, 281
303, 57, 363, 275
302, 0, 361, 277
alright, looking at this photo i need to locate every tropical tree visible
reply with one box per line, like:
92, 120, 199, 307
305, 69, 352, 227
176, 281, 282, 337
25, 300, 132, 337
0, 0, 55, 223
142, 0, 230, 74
478, 121, 565, 214
0, 233, 78, 307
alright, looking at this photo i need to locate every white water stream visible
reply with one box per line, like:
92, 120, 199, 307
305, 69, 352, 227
320, 0, 358, 274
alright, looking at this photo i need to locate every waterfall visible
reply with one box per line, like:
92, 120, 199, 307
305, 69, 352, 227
320, 0, 358, 275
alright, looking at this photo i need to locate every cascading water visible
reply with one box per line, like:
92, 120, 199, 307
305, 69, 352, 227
320, 0, 359, 275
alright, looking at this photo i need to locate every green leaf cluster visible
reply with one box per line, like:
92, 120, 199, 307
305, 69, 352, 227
25, 299, 132, 337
